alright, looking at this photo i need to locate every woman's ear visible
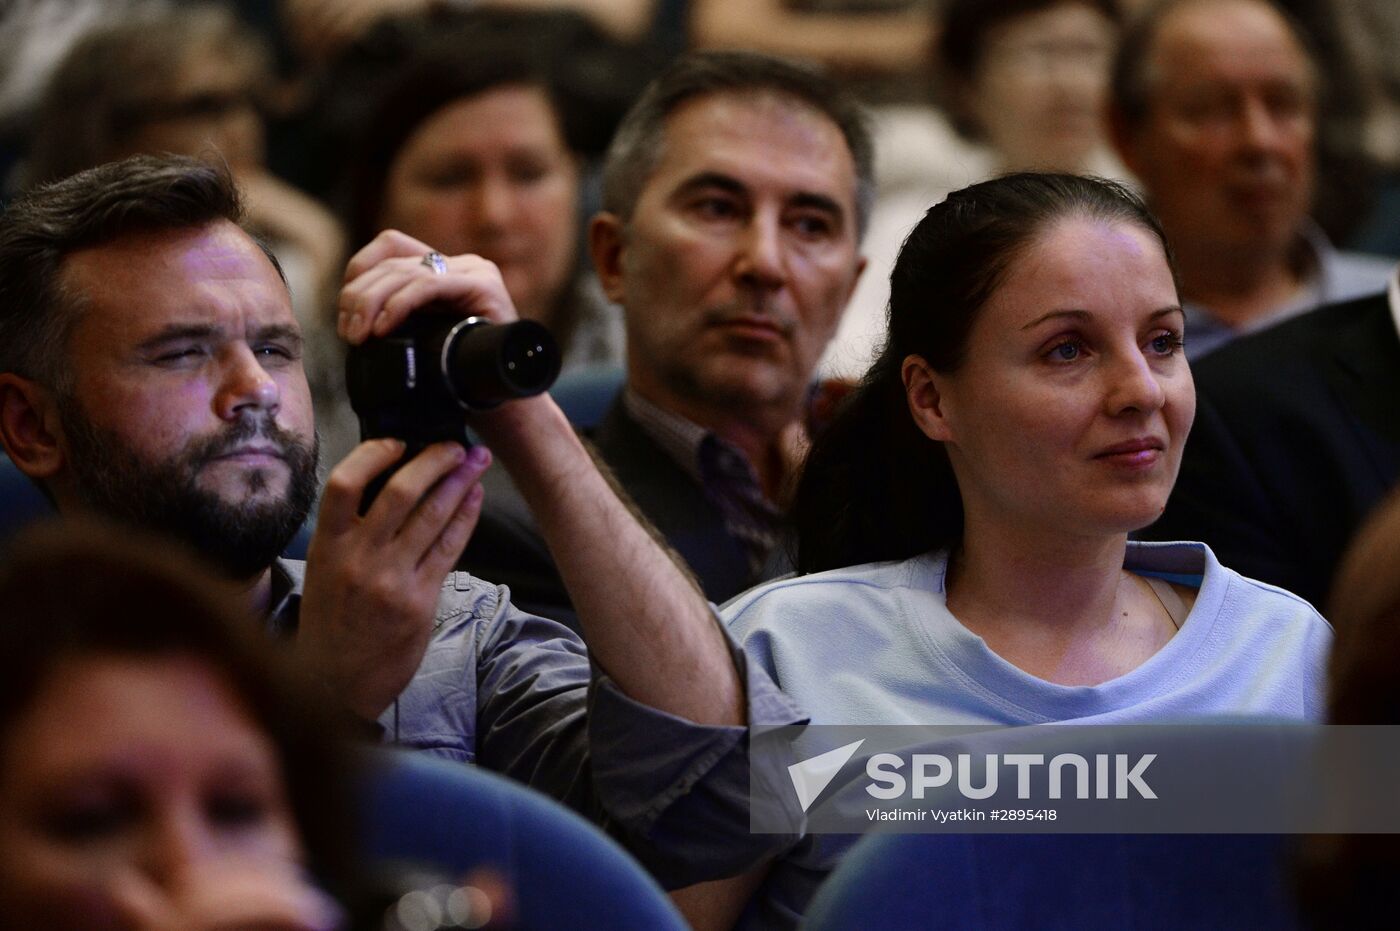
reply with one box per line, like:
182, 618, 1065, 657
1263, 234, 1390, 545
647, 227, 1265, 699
902, 354, 955, 443
0, 374, 65, 483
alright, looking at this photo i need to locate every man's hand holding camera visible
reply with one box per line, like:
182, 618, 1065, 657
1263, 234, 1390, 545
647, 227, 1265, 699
296, 231, 510, 722
337, 230, 520, 342
304, 228, 743, 731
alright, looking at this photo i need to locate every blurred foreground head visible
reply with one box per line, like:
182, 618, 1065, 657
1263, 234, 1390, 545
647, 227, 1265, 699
1293, 489, 1400, 927
0, 521, 353, 930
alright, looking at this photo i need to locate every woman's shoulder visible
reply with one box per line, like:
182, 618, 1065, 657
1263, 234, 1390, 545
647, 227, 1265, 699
722, 552, 947, 637
1129, 539, 1332, 651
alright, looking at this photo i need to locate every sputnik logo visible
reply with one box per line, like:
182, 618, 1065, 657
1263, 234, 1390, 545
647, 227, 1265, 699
787, 739, 865, 812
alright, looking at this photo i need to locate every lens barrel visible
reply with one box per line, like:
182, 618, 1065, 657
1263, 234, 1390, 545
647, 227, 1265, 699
444, 317, 560, 409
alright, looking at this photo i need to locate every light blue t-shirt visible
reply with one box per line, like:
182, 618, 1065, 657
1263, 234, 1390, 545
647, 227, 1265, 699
725, 541, 1333, 726
724, 541, 1332, 930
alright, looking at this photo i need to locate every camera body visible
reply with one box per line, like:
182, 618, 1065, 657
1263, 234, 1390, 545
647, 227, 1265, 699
345, 307, 560, 510
346, 307, 560, 448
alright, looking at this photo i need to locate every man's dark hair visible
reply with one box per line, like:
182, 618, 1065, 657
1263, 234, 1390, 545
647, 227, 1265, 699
1111, 0, 1319, 132
600, 50, 875, 237
0, 154, 282, 390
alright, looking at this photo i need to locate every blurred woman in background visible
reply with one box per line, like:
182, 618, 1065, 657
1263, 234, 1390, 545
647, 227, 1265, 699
318, 11, 631, 461
0, 522, 356, 930
23, 4, 346, 336
936, 0, 1124, 175
822, 0, 1128, 379
338, 13, 626, 374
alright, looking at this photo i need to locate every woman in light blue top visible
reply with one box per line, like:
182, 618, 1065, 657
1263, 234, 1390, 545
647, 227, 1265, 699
710, 172, 1332, 931
729, 172, 1331, 724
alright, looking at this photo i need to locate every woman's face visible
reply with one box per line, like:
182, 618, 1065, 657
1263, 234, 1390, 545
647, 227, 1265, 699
908, 215, 1194, 542
0, 654, 303, 927
377, 84, 581, 325
966, 2, 1117, 172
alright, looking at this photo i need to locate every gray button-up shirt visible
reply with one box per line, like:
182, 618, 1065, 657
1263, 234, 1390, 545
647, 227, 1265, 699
269, 559, 805, 886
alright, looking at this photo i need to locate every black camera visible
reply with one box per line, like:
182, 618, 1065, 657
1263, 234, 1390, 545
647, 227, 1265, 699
346, 307, 560, 506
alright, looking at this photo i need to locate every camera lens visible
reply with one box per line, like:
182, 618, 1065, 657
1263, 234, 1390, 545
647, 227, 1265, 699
445, 317, 560, 409
501, 323, 555, 391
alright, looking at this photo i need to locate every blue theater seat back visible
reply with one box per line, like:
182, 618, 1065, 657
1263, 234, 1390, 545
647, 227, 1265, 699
550, 367, 623, 430
805, 719, 1311, 931
357, 749, 686, 931
0, 454, 53, 542
806, 832, 1302, 931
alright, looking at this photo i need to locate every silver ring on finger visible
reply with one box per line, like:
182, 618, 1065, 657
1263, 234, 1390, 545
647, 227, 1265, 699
421, 251, 448, 275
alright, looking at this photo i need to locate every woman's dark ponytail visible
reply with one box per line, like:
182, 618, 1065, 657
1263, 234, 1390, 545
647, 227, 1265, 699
792, 355, 963, 574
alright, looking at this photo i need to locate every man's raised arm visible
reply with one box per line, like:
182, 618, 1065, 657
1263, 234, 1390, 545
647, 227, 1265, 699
337, 231, 744, 727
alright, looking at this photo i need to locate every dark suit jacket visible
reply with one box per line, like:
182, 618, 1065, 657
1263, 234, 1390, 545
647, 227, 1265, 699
1144, 292, 1400, 610
457, 398, 773, 630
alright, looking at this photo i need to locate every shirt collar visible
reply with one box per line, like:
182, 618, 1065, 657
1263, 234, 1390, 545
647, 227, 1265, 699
622, 387, 711, 486
1181, 223, 1330, 358
265, 559, 302, 637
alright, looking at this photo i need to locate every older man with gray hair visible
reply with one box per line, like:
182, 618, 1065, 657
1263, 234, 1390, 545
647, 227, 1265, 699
460, 50, 870, 623
1109, 0, 1392, 359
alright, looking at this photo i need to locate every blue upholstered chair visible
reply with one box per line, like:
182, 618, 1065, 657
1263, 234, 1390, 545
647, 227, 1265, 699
550, 367, 623, 430
356, 749, 687, 931
0, 454, 53, 540
805, 720, 1313, 931
804, 832, 1303, 931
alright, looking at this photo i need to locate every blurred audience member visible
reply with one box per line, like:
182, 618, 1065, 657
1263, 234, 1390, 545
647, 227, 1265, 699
690, 0, 935, 80
0, 521, 355, 930
23, 4, 345, 341
280, 0, 656, 70
1146, 266, 1400, 609
938, 0, 1123, 175
295, 7, 653, 200
823, 0, 1127, 378
459, 51, 870, 623
339, 18, 623, 370
1292, 488, 1400, 927
314, 11, 638, 463
1109, 0, 1392, 360
0, 0, 146, 194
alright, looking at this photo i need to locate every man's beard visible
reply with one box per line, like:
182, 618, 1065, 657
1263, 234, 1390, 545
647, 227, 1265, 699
58, 402, 320, 580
